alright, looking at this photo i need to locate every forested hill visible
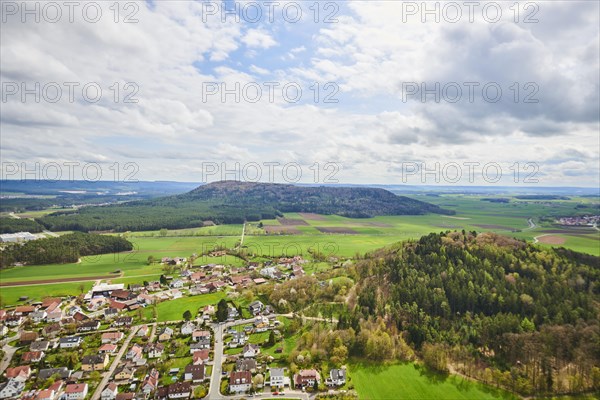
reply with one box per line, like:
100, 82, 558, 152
351, 231, 600, 395
183, 181, 450, 216
38, 181, 452, 232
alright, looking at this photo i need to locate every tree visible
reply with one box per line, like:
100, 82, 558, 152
183, 310, 192, 321
159, 228, 168, 237
422, 343, 448, 373
216, 299, 228, 322
160, 274, 168, 285
253, 373, 264, 389
521, 317, 535, 333
89, 371, 102, 382
268, 331, 276, 346
147, 255, 156, 265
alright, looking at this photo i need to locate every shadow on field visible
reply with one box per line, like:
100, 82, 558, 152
413, 362, 449, 384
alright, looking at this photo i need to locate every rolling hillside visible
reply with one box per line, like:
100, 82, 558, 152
38, 181, 452, 232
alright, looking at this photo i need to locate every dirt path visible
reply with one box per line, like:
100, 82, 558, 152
524, 218, 536, 231
533, 234, 550, 244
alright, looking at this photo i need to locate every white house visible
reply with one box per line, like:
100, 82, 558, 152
59, 336, 82, 348
229, 371, 252, 393
65, 383, 88, 400
269, 367, 287, 388
100, 383, 118, 400
170, 279, 185, 289
0, 379, 25, 399
181, 321, 195, 335
230, 331, 247, 347
326, 368, 347, 386
30, 310, 47, 323
242, 344, 260, 358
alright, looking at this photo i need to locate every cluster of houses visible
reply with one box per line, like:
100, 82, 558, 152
0, 295, 118, 399
556, 215, 600, 226
103, 320, 212, 400
0, 252, 350, 399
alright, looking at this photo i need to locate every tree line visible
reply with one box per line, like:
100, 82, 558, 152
0, 232, 133, 267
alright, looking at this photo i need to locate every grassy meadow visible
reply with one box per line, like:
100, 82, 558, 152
350, 362, 517, 400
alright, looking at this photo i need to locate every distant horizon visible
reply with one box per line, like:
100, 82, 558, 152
1, 178, 599, 191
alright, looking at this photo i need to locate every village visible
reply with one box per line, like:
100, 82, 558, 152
0, 253, 350, 400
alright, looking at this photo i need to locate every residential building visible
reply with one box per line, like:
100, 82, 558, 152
137, 325, 149, 337
101, 332, 124, 344
59, 336, 82, 349
42, 323, 61, 338
30, 341, 50, 352
5, 366, 31, 381
114, 366, 136, 381
113, 316, 133, 327
0, 379, 25, 399
30, 310, 47, 323
184, 364, 206, 383
236, 359, 257, 372
99, 343, 118, 354
269, 367, 287, 388
242, 343, 260, 358
77, 320, 100, 332
142, 369, 159, 394
21, 351, 44, 363
230, 331, 247, 347
38, 367, 71, 380
5, 315, 23, 327
35, 388, 55, 400
126, 344, 144, 361
64, 383, 88, 400
192, 330, 210, 342
229, 371, 252, 393
294, 369, 321, 388
192, 350, 209, 365
145, 343, 165, 358
19, 331, 38, 345
180, 322, 195, 335
158, 327, 174, 341
326, 368, 346, 386
155, 381, 191, 399
101, 383, 118, 400
81, 354, 109, 371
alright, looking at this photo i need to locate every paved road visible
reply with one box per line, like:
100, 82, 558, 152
0, 344, 18, 374
206, 320, 312, 400
207, 323, 225, 399
91, 325, 138, 400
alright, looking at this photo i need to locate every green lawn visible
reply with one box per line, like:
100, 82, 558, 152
0, 281, 94, 305
144, 292, 228, 322
350, 362, 517, 400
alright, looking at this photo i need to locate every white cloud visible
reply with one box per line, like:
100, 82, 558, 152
242, 28, 277, 49
0, 1, 598, 186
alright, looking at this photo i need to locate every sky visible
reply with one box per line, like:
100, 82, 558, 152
1, 0, 599, 187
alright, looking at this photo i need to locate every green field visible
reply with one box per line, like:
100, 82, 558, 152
143, 292, 228, 322
351, 362, 517, 400
0, 281, 94, 305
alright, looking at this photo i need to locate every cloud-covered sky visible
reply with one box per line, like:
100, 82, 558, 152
1, 0, 599, 186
